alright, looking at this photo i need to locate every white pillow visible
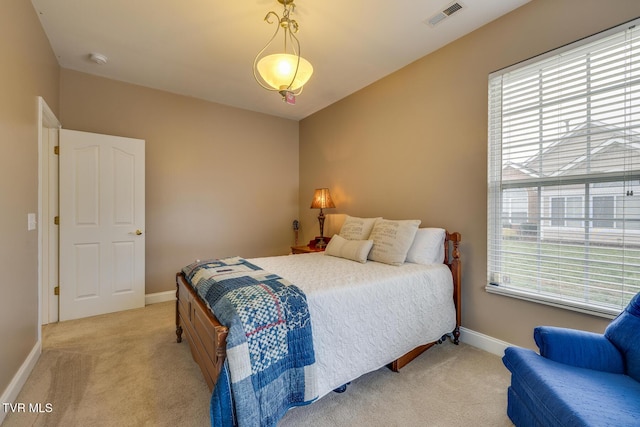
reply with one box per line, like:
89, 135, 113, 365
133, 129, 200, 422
338, 215, 381, 240
367, 219, 421, 266
324, 234, 374, 263
406, 228, 446, 265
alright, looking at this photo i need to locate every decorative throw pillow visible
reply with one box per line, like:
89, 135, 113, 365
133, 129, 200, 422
324, 234, 374, 263
406, 228, 446, 265
338, 215, 381, 240
367, 219, 421, 266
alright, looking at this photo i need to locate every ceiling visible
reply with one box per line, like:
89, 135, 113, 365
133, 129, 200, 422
32, 0, 530, 121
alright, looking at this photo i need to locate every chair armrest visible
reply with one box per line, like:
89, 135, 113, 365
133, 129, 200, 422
534, 326, 624, 373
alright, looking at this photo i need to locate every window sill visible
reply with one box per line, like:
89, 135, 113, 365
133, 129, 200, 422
485, 285, 620, 320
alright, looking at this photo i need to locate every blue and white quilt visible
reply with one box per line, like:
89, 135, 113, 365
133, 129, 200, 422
182, 257, 318, 427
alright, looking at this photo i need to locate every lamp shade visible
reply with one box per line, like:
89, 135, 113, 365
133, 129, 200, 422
310, 188, 335, 209
257, 53, 313, 91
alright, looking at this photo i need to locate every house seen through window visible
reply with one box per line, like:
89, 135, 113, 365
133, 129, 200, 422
487, 18, 640, 317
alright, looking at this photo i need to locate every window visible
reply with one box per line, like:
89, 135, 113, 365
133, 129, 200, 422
551, 197, 565, 226
566, 196, 583, 227
487, 19, 640, 317
503, 188, 528, 226
593, 196, 614, 228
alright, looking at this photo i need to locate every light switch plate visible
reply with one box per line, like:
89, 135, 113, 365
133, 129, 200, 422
27, 213, 37, 231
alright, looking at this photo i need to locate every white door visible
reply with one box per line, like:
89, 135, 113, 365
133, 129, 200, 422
59, 129, 145, 321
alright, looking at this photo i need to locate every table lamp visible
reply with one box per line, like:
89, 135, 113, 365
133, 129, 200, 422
310, 188, 335, 249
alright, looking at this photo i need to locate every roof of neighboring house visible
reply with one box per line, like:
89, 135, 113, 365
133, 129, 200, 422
504, 120, 640, 178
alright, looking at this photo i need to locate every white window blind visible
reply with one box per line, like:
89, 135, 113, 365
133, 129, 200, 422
487, 19, 640, 317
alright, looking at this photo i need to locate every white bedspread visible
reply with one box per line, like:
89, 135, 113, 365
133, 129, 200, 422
250, 252, 456, 399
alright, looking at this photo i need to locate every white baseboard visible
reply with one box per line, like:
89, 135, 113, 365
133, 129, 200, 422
145, 290, 176, 305
0, 341, 41, 424
459, 327, 512, 357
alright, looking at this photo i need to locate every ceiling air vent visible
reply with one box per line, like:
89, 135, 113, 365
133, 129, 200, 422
426, 2, 464, 27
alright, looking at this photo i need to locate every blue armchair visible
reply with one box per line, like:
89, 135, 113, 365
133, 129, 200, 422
502, 292, 640, 426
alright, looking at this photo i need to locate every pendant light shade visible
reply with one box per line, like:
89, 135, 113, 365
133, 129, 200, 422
257, 53, 313, 91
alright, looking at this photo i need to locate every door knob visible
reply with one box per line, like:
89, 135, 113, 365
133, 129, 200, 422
135, 229, 143, 235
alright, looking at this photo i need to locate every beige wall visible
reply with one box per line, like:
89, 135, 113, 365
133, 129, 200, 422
0, 0, 60, 398
299, 0, 640, 349
59, 70, 299, 294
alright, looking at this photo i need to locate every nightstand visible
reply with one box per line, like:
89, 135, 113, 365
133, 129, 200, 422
291, 236, 331, 254
291, 245, 325, 254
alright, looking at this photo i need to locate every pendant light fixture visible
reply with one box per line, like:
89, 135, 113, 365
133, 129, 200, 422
253, 0, 313, 105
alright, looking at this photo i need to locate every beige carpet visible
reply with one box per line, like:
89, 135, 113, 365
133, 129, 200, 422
2, 302, 513, 427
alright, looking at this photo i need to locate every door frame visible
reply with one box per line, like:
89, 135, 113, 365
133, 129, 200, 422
38, 96, 61, 330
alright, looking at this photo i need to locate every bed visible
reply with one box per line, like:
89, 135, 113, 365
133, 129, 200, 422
175, 229, 461, 421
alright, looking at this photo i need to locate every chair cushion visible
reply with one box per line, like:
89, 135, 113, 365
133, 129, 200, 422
503, 347, 640, 427
534, 326, 624, 373
605, 292, 640, 382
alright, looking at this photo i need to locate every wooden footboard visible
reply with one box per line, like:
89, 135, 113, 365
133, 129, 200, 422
176, 230, 461, 390
176, 273, 228, 391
